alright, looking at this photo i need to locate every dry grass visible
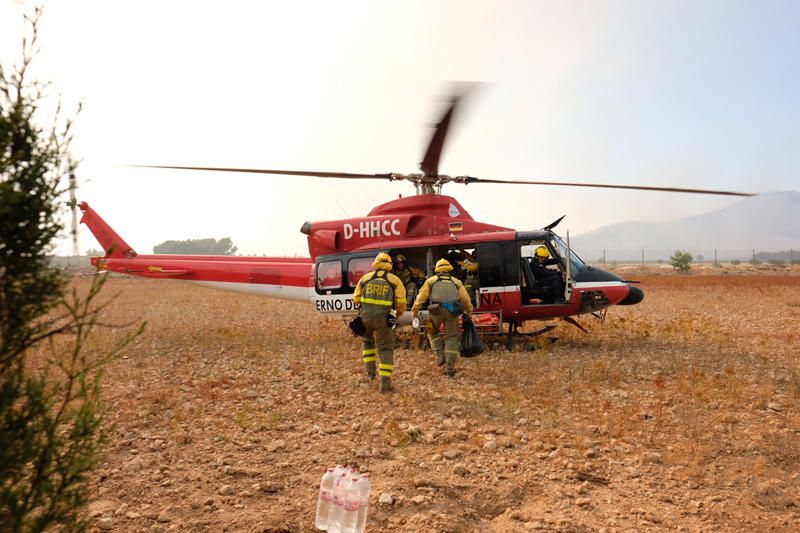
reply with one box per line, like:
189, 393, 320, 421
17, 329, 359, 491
76, 271, 800, 532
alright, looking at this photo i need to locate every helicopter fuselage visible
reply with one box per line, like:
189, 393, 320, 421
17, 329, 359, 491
80, 194, 642, 329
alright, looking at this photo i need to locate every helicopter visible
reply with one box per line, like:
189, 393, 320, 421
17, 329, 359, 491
78, 91, 753, 345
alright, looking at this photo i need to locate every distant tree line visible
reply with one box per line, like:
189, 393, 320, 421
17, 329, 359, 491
153, 237, 237, 255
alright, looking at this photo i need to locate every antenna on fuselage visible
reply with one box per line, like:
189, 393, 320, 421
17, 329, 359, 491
542, 215, 566, 231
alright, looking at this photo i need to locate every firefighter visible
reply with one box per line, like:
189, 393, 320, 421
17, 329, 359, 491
392, 253, 425, 306
462, 253, 480, 306
353, 252, 407, 393
411, 258, 474, 377
531, 246, 565, 303
445, 250, 467, 281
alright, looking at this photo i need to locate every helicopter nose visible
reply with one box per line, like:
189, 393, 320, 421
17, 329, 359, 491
619, 285, 644, 305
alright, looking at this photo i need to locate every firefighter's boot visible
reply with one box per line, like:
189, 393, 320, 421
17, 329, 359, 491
379, 376, 394, 393
436, 352, 445, 366
444, 349, 458, 377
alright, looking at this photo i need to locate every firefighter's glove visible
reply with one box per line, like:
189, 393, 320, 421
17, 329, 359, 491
386, 314, 398, 329
348, 316, 366, 337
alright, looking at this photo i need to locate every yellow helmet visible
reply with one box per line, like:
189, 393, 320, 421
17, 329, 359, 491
373, 251, 393, 270
395, 254, 407, 263
435, 258, 454, 273
535, 246, 550, 258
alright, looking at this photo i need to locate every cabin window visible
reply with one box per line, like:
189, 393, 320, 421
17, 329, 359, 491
348, 257, 374, 287
476, 242, 518, 287
317, 260, 342, 290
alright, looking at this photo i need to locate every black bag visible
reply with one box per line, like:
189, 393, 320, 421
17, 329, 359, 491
460, 315, 484, 357
348, 316, 366, 337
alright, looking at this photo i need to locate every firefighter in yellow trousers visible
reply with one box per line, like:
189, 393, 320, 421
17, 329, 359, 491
412, 259, 474, 377
353, 252, 406, 393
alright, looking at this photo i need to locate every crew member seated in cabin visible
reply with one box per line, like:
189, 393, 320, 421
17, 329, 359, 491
445, 249, 478, 282
392, 254, 425, 307
462, 251, 480, 306
445, 250, 466, 281
530, 246, 565, 304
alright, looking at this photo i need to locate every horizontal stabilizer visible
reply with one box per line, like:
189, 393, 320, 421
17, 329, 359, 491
145, 265, 193, 276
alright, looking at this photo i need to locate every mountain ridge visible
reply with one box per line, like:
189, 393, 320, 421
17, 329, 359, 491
571, 191, 800, 260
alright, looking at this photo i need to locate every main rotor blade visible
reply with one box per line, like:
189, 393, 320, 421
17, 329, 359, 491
131, 165, 395, 180
420, 96, 459, 178
461, 176, 754, 197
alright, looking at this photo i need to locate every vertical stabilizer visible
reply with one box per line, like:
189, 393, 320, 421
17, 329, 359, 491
78, 202, 137, 258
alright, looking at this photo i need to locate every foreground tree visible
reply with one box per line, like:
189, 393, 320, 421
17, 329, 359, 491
669, 250, 693, 273
153, 236, 238, 255
1, 11, 140, 532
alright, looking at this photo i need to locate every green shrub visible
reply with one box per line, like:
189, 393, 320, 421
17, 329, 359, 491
669, 250, 693, 272
1, 11, 142, 531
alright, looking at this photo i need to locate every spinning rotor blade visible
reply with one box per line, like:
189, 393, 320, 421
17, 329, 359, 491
420, 96, 458, 177
460, 176, 754, 197
67, 159, 79, 255
420, 84, 478, 178
130, 165, 395, 181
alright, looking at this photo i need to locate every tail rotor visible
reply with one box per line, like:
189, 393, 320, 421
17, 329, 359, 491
66, 158, 79, 257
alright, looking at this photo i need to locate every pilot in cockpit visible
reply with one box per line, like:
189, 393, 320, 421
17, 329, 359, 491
530, 246, 565, 304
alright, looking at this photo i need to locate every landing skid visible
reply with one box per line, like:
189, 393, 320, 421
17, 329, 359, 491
504, 320, 557, 351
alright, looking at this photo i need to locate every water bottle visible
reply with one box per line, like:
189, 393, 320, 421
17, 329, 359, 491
314, 467, 336, 530
354, 473, 371, 533
339, 476, 362, 533
317, 465, 346, 530
326, 469, 352, 533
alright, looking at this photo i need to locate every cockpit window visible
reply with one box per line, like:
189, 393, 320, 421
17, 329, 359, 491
551, 235, 586, 273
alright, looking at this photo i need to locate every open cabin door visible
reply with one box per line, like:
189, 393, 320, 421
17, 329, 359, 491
475, 241, 520, 312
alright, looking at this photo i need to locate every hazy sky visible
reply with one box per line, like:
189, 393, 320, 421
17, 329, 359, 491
2, 0, 798, 256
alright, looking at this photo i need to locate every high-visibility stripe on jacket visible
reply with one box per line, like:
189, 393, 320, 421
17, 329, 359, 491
364, 277, 393, 304
353, 269, 407, 315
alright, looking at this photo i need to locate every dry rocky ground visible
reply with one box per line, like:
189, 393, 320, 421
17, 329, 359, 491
63, 265, 799, 532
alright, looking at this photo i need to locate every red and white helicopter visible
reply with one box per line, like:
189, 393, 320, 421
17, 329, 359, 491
79, 93, 752, 344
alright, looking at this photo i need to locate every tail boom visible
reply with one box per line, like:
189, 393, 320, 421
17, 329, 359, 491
81, 202, 315, 303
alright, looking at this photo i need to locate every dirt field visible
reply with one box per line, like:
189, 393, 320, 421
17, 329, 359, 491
74, 267, 799, 532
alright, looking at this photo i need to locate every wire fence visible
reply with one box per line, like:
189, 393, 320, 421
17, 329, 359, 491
52, 248, 800, 269
573, 248, 800, 266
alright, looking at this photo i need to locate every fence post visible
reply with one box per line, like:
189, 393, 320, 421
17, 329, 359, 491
641, 249, 644, 265
714, 249, 717, 267
603, 249, 606, 267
